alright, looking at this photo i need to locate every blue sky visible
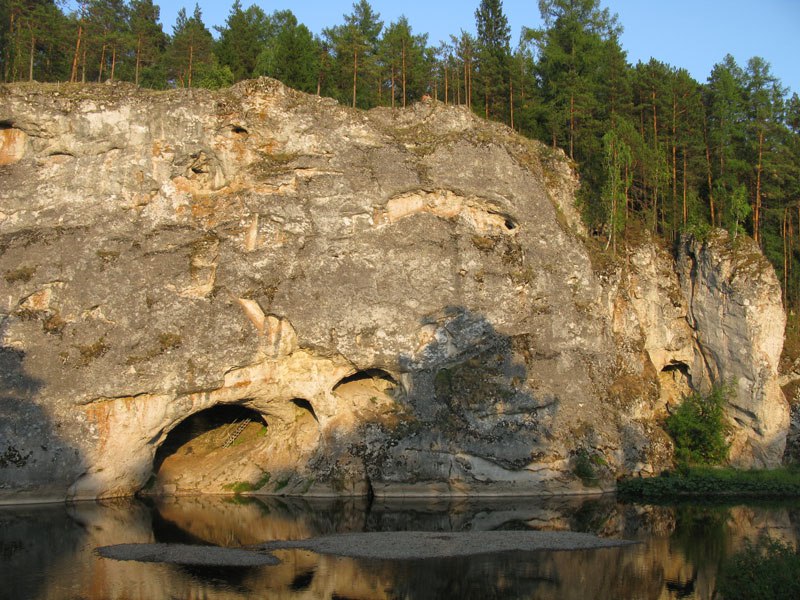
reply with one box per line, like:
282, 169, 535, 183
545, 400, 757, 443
68, 1, 800, 94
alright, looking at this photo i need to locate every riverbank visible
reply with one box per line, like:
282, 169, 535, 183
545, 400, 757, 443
618, 466, 800, 500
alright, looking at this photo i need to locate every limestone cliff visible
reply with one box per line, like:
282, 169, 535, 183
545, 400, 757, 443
0, 79, 788, 501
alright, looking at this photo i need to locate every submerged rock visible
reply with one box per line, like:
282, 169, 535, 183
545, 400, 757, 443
0, 79, 788, 501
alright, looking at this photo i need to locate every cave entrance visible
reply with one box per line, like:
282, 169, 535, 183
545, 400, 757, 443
333, 369, 399, 415
147, 403, 267, 494
659, 361, 692, 406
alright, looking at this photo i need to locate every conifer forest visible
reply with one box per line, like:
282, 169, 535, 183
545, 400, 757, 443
3, 0, 799, 309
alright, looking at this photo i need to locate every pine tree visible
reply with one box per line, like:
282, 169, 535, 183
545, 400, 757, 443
705, 55, 748, 230
743, 56, 786, 245
215, 1, 269, 82
129, 0, 166, 86
379, 16, 429, 107
167, 4, 213, 88
474, 0, 511, 121
260, 10, 320, 94
323, 0, 382, 108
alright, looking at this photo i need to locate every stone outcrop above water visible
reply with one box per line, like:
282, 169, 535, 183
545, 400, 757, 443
0, 79, 789, 501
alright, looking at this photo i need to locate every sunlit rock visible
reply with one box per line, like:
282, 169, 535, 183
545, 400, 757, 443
0, 79, 788, 501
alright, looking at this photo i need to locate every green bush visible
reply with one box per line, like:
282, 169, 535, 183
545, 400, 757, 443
666, 384, 731, 467
716, 536, 800, 599
617, 466, 800, 499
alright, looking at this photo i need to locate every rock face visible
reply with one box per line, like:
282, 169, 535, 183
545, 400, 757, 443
0, 79, 788, 501
677, 233, 789, 466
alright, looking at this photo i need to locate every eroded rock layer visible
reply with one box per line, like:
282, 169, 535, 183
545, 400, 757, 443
0, 79, 787, 501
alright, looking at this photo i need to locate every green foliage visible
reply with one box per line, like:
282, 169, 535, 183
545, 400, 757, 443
716, 536, 800, 600
214, 0, 269, 82
572, 448, 604, 486
617, 466, 800, 500
666, 384, 732, 467
727, 184, 751, 240
193, 59, 234, 90
222, 470, 271, 494
601, 124, 633, 251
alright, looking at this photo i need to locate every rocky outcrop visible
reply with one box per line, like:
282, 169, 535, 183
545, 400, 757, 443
0, 79, 788, 501
677, 232, 789, 466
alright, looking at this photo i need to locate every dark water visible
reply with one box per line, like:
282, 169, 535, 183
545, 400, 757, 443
2, 494, 799, 599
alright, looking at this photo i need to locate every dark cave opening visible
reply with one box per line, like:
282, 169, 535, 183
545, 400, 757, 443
333, 369, 397, 391
152, 404, 266, 473
290, 398, 318, 422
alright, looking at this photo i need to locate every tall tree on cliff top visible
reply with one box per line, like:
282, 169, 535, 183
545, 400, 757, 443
379, 16, 429, 107
705, 55, 748, 230
474, 0, 510, 121
323, 0, 383, 108
2, 0, 68, 82
129, 0, 166, 86
255, 10, 320, 94
743, 56, 786, 246
214, 0, 269, 82
85, 0, 129, 82
534, 0, 620, 160
167, 4, 213, 87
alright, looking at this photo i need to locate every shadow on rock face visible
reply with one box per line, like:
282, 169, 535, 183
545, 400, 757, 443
0, 318, 85, 500
353, 306, 565, 494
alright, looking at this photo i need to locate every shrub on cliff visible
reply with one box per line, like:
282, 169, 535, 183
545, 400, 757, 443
666, 384, 731, 467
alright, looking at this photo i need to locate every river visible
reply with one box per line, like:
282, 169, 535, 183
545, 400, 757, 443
2, 494, 798, 599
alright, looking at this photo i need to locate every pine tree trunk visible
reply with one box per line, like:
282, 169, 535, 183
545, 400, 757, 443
135, 35, 142, 86
110, 45, 116, 82
682, 150, 688, 225
784, 207, 788, 304
672, 95, 678, 238
70, 23, 82, 83
444, 65, 448, 105
652, 89, 659, 233
401, 40, 406, 108
4, 12, 15, 82
702, 106, 715, 226
98, 44, 106, 82
352, 47, 358, 108
188, 42, 194, 88
509, 78, 514, 130
755, 129, 764, 245
569, 93, 575, 160
390, 65, 395, 108
28, 29, 34, 82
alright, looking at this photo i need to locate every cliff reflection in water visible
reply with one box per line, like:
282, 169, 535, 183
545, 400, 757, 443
2, 494, 800, 599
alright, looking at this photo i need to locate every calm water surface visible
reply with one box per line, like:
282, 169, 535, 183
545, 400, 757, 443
2, 494, 799, 599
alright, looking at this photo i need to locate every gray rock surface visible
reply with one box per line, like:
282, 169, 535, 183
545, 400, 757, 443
0, 79, 788, 501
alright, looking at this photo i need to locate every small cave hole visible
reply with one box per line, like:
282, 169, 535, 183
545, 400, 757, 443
504, 218, 517, 231
0, 120, 13, 130
291, 398, 318, 422
333, 369, 399, 409
230, 124, 249, 135
290, 569, 316, 591
334, 368, 397, 391
152, 403, 266, 473
661, 361, 690, 378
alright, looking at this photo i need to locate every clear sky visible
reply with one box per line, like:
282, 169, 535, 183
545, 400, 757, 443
67, 0, 800, 95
